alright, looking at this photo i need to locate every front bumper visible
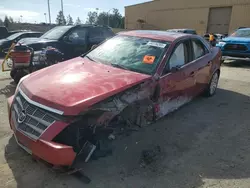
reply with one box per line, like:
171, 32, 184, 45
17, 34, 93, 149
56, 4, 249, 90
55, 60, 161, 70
7, 96, 76, 166
221, 51, 250, 59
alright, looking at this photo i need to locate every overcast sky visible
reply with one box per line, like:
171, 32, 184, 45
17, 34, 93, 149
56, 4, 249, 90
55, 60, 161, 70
0, 0, 150, 23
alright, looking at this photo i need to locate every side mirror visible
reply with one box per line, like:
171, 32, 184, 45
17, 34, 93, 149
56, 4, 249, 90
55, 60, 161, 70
170, 66, 181, 73
63, 36, 69, 42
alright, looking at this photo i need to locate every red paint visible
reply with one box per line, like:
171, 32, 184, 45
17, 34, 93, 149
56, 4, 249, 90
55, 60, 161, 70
8, 31, 221, 167
7, 101, 76, 166
21, 57, 151, 115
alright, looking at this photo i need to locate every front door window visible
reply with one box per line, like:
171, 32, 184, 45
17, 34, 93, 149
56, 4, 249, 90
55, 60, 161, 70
169, 43, 185, 69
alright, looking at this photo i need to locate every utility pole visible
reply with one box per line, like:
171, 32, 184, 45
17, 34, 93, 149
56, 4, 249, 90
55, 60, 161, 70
61, 0, 64, 16
44, 13, 47, 23
47, 0, 51, 24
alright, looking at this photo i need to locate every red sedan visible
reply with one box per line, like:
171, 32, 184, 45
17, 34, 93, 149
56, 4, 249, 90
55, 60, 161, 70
7, 30, 221, 168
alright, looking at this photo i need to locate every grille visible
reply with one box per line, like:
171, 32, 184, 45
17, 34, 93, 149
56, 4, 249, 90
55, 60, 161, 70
224, 44, 247, 51
11, 91, 56, 140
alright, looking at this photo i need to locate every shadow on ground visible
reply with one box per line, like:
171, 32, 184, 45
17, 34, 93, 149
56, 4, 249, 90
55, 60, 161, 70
223, 59, 250, 69
0, 80, 16, 98
4, 87, 250, 188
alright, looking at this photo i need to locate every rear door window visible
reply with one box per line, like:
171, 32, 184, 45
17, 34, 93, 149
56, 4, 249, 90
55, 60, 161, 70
102, 28, 114, 38
89, 27, 105, 43
191, 39, 208, 59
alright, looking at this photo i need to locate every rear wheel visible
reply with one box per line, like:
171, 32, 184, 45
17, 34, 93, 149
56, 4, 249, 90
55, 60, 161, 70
204, 71, 219, 97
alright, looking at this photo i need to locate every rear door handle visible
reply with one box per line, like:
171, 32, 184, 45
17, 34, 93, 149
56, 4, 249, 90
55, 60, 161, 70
206, 61, 212, 66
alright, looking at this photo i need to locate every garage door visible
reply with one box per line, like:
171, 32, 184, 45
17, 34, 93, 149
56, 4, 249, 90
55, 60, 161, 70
207, 7, 232, 34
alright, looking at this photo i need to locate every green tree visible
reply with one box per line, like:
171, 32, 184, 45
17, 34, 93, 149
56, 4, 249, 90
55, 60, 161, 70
55, 11, 66, 25
66, 14, 74, 25
85, 11, 98, 25
86, 9, 124, 28
0, 18, 3, 26
75, 17, 82, 25
96, 12, 108, 25
108, 9, 123, 28
4, 16, 10, 28
9, 16, 14, 23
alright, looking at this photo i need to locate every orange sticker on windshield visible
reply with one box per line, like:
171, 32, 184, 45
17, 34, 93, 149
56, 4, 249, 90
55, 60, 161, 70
143, 55, 155, 64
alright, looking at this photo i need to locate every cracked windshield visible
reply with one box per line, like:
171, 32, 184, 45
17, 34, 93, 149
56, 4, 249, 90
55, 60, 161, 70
87, 35, 169, 74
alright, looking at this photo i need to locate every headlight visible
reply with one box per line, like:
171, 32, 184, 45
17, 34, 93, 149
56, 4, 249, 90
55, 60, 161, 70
32, 51, 43, 62
218, 42, 226, 46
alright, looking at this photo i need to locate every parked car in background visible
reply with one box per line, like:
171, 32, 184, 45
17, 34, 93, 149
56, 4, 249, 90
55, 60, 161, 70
0, 26, 28, 39
166, 28, 197, 35
18, 24, 115, 60
7, 30, 221, 169
0, 26, 9, 39
0, 31, 43, 56
216, 27, 250, 63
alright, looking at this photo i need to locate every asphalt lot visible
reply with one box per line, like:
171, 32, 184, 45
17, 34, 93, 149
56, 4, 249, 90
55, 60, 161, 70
1, 60, 250, 188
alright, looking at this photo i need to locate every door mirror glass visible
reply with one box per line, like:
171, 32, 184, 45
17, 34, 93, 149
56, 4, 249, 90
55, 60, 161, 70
170, 65, 181, 73
63, 36, 69, 42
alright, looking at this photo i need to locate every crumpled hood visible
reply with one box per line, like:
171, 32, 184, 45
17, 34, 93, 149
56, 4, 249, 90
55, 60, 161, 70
20, 57, 151, 115
223, 37, 250, 43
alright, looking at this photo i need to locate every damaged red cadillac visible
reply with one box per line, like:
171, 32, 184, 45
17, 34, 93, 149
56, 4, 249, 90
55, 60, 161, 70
7, 30, 221, 168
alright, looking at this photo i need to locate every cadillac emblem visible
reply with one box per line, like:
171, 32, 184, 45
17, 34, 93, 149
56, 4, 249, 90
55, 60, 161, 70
17, 109, 27, 123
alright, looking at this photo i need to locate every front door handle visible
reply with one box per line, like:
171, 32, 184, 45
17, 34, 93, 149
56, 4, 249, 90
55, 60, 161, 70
190, 71, 195, 77
206, 61, 212, 66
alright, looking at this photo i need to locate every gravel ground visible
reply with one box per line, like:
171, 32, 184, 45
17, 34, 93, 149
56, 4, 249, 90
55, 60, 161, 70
1, 60, 250, 188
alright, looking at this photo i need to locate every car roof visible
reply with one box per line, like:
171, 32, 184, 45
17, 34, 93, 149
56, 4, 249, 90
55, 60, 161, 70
16, 31, 42, 34
167, 28, 195, 31
118, 30, 189, 42
53, 24, 112, 30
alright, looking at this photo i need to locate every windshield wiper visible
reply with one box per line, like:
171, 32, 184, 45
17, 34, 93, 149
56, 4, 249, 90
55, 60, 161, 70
85, 55, 97, 63
111, 63, 129, 70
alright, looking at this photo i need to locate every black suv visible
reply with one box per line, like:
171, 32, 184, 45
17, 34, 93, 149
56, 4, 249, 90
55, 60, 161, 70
18, 24, 115, 60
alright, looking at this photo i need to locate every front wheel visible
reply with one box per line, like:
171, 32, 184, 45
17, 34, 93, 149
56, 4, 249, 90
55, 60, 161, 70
204, 71, 219, 97
10, 69, 17, 79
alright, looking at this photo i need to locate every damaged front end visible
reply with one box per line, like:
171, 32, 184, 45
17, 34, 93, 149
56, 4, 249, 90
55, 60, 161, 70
53, 81, 157, 166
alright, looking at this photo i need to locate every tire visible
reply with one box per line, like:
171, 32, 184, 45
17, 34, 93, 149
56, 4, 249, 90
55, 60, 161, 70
13, 74, 22, 84
204, 71, 219, 97
13, 71, 26, 84
10, 69, 16, 79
